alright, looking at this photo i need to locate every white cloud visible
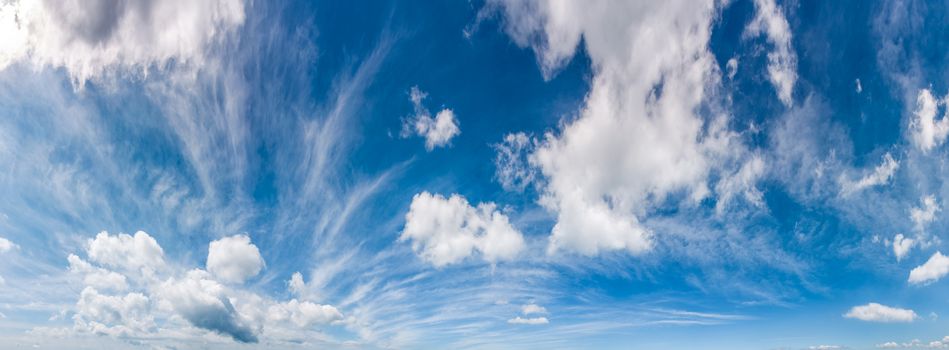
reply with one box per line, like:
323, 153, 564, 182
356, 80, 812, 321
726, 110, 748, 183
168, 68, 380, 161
844, 303, 917, 322
288, 272, 306, 297
856, 78, 863, 93
909, 89, 949, 152
400, 191, 525, 267
909, 251, 949, 285
891, 233, 915, 262
266, 299, 342, 328
910, 195, 939, 232
74, 287, 154, 337
206, 234, 264, 284
840, 152, 899, 196
157, 269, 258, 343
876, 336, 949, 348
68, 254, 129, 292
809, 346, 842, 350
726, 58, 739, 80
745, 0, 797, 106
507, 316, 549, 325
0, 0, 245, 85
0, 236, 16, 252
402, 86, 460, 151
87, 231, 165, 275
492, 0, 747, 256
494, 132, 538, 192
521, 303, 547, 315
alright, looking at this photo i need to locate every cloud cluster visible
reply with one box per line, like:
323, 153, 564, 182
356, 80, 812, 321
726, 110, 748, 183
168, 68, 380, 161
489, 0, 761, 256
507, 303, 549, 325
400, 192, 525, 267
402, 86, 460, 151
0, 0, 245, 85
844, 302, 917, 322
64, 231, 341, 344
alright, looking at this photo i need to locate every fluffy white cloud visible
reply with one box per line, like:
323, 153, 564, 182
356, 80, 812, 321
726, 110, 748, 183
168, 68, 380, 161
267, 299, 342, 328
0, 236, 16, 252
745, 0, 797, 106
877, 337, 949, 349
74, 287, 154, 337
68, 254, 129, 292
491, 0, 752, 256
0, 0, 245, 85
206, 234, 264, 284
507, 316, 549, 325
909, 251, 949, 285
87, 231, 165, 275
288, 271, 306, 297
840, 152, 899, 196
844, 303, 917, 322
402, 86, 460, 150
891, 233, 915, 262
400, 192, 525, 267
909, 89, 949, 152
911, 195, 939, 232
157, 269, 257, 343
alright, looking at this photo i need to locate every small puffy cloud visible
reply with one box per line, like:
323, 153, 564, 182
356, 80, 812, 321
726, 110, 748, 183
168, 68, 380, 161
876, 337, 949, 348
521, 304, 547, 315
288, 272, 306, 297
206, 234, 264, 284
909, 251, 949, 285
402, 86, 460, 151
745, 0, 797, 106
507, 316, 549, 325
840, 153, 899, 196
0, 0, 245, 85
909, 89, 949, 152
726, 58, 739, 80
87, 231, 165, 274
494, 132, 538, 192
0, 236, 16, 252
267, 299, 342, 328
891, 234, 915, 262
844, 303, 917, 322
400, 192, 525, 267
910, 195, 939, 232
157, 269, 258, 343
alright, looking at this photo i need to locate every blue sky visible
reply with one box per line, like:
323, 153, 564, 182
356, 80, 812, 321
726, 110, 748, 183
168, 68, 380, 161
1, 0, 948, 349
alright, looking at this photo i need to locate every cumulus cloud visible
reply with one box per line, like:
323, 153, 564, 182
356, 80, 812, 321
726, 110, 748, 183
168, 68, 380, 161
839, 153, 899, 196
0, 0, 245, 85
400, 191, 525, 267
61, 231, 343, 344
909, 89, 949, 152
745, 0, 798, 106
0, 236, 16, 252
909, 251, 949, 285
401, 86, 460, 150
267, 299, 342, 328
288, 272, 306, 297
158, 269, 257, 343
206, 234, 264, 284
844, 303, 917, 322
507, 316, 549, 325
491, 0, 750, 256
876, 337, 949, 349
87, 231, 165, 275
68, 254, 129, 292
74, 287, 154, 337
